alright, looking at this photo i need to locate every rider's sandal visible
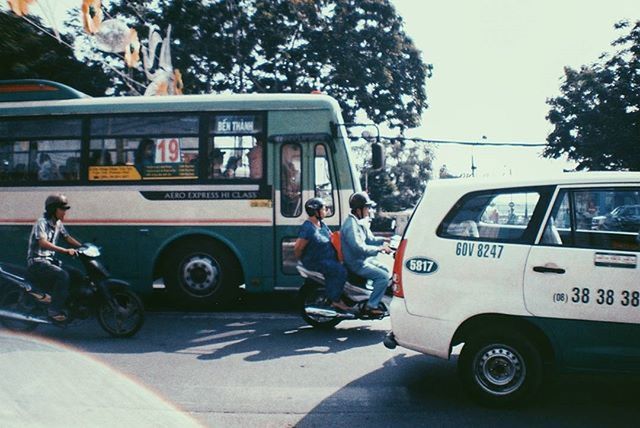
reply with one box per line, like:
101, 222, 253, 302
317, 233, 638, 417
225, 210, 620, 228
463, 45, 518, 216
362, 306, 384, 318
48, 311, 68, 322
29, 291, 51, 304
330, 300, 352, 312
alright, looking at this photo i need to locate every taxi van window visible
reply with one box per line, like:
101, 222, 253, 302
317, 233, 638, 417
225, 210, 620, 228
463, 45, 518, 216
438, 189, 543, 243
540, 188, 640, 251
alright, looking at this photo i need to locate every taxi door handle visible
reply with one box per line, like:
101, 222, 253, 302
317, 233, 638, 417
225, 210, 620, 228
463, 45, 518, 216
533, 266, 565, 274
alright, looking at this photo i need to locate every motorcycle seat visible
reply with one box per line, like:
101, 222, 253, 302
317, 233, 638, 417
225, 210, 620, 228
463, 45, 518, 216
296, 263, 325, 283
296, 262, 369, 287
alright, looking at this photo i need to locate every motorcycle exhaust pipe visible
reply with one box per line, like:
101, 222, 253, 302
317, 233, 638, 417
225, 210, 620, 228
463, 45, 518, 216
0, 309, 51, 325
305, 306, 356, 320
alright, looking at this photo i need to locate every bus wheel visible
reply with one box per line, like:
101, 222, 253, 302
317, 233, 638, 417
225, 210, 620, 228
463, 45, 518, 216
298, 280, 342, 329
458, 331, 542, 407
165, 241, 239, 306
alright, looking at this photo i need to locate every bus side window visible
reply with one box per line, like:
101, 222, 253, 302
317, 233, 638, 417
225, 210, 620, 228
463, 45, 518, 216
0, 118, 82, 183
247, 139, 263, 179
89, 115, 199, 181
281, 143, 301, 217
208, 136, 262, 180
314, 144, 334, 216
32, 141, 81, 182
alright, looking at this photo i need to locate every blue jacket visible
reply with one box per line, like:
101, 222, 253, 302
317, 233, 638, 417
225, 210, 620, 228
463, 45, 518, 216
340, 213, 385, 271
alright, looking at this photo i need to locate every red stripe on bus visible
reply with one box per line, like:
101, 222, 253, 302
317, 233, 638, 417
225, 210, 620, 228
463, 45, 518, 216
0, 84, 58, 93
0, 219, 272, 225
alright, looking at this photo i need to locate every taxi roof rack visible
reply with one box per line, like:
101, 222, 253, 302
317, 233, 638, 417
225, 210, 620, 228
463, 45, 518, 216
0, 79, 89, 102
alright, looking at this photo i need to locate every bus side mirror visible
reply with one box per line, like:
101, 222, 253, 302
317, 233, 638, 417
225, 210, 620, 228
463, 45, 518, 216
371, 142, 385, 171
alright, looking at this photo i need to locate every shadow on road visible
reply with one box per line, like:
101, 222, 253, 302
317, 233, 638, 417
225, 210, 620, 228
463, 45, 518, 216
25, 293, 389, 365
144, 289, 300, 313
296, 351, 640, 427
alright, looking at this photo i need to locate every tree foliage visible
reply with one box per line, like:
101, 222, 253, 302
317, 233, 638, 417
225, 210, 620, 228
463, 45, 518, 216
0, 12, 110, 96
354, 139, 432, 212
545, 20, 640, 170
104, 0, 431, 128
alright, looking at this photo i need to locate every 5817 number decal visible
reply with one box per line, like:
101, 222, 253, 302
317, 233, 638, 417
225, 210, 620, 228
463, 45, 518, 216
405, 257, 439, 275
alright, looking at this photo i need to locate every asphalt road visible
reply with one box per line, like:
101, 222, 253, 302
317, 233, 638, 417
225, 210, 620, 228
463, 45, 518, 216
2, 293, 640, 427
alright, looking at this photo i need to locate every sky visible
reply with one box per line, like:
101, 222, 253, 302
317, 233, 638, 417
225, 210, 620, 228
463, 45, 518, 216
391, 0, 640, 178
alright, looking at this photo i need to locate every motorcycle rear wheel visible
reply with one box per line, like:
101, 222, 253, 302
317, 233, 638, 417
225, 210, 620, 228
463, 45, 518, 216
97, 290, 144, 338
0, 289, 39, 332
299, 280, 342, 329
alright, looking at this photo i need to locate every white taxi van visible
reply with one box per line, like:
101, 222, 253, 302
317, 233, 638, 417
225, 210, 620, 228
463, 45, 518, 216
385, 172, 640, 405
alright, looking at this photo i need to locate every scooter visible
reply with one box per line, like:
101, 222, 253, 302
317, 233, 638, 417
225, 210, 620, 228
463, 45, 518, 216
0, 243, 144, 338
297, 263, 391, 329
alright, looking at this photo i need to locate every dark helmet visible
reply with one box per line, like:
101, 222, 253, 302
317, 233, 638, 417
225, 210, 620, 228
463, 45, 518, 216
304, 197, 326, 217
349, 192, 376, 211
45, 193, 70, 215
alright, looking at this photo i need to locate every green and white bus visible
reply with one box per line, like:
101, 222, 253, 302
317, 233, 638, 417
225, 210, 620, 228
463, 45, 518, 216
0, 80, 369, 306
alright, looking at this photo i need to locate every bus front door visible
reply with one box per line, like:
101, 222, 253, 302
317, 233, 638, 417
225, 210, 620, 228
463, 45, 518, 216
273, 140, 340, 290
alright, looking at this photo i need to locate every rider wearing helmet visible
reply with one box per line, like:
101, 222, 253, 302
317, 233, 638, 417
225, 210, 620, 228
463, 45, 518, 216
294, 197, 350, 312
27, 193, 82, 322
340, 191, 391, 317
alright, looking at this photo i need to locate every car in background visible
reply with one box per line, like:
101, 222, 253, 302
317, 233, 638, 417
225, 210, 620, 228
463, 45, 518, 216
592, 204, 640, 232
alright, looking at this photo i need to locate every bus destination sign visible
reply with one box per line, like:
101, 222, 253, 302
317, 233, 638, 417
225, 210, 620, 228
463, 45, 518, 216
214, 115, 261, 135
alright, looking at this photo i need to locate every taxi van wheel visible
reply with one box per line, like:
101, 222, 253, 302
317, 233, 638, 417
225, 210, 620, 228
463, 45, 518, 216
165, 241, 239, 307
458, 332, 542, 407
298, 280, 342, 329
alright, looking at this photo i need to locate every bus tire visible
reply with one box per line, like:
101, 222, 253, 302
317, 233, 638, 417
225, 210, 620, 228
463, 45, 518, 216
164, 241, 240, 307
298, 280, 342, 329
458, 331, 542, 407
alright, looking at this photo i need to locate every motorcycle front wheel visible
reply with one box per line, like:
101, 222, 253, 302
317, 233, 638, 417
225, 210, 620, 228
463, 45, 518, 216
97, 290, 145, 338
0, 289, 39, 332
298, 280, 342, 329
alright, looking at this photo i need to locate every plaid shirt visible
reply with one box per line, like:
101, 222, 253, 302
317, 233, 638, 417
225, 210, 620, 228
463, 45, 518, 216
27, 216, 68, 261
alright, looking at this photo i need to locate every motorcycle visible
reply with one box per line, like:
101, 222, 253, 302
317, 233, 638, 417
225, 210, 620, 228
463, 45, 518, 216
297, 263, 392, 329
0, 243, 144, 338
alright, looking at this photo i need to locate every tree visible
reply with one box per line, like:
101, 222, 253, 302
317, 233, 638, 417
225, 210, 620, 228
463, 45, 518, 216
0, 11, 110, 96
545, 20, 640, 170
103, 0, 431, 129
354, 138, 433, 212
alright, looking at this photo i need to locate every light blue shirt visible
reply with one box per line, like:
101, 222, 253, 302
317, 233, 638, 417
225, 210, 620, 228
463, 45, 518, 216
340, 213, 385, 271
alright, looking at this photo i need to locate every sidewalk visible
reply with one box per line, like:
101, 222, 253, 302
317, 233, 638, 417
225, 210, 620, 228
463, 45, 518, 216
0, 331, 201, 428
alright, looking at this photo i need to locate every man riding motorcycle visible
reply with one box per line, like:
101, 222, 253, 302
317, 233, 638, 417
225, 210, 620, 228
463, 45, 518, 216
340, 192, 392, 317
27, 193, 82, 322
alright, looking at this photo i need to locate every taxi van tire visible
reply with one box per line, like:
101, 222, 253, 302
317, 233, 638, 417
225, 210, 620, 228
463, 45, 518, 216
298, 280, 342, 329
164, 241, 239, 307
458, 331, 542, 407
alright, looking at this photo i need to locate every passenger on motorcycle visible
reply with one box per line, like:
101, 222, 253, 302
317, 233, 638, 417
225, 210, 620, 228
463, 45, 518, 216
27, 193, 82, 322
294, 198, 351, 313
340, 192, 392, 317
